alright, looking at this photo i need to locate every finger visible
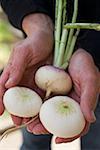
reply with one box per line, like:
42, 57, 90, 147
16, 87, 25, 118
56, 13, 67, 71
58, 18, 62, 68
27, 117, 40, 133
55, 136, 79, 144
0, 69, 9, 115
5, 48, 27, 88
81, 122, 90, 136
80, 79, 98, 123
11, 115, 23, 126
32, 123, 49, 135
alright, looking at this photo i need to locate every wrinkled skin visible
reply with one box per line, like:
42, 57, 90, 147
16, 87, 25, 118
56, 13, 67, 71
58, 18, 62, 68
0, 14, 100, 144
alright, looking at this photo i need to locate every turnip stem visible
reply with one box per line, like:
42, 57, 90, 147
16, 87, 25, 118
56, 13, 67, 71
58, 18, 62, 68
61, 30, 79, 69
62, 29, 80, 69
54, 0, 63, 65
67, 29, 80, 60
64, 23, 100, 31
54, 0, 68, 68
64, 0, 78, 63
0, 115, 38, 141
54, 0, 100, 71
56, 29, 68, 68
55, 0, 58, 35
62, 0, 67, 27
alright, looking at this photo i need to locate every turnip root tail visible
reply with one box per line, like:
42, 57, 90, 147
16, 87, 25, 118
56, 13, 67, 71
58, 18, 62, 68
0, 115, 38, 141
45, 88, 52, 99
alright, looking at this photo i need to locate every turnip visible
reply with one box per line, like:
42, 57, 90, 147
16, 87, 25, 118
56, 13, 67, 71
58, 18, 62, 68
35, 65, 72, 97
0, 86, 42, 140
40, 96, 86, 138
3, 87, 42, 117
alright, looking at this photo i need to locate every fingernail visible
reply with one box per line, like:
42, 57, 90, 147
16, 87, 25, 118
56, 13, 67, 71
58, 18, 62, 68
27, 127, 32, 133
32, 131, 40, 135
55, 139, 62, 144
39, 132, 49, 135
32, 129, 45, 135
5, 78, 13, 88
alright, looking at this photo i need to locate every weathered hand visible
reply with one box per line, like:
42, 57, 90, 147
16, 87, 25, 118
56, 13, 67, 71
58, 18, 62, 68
55, 49, 100, 143
0, 14, 53, 125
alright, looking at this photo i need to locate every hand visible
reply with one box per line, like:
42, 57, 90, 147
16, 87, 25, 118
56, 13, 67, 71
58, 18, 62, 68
26, 49, 100, 144
0, 13, 53, 125
56, 49, 100, 143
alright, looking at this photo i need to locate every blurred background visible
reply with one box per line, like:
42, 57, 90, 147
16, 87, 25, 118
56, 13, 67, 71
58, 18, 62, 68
0, 6, 23, 150
0, 6, 23, 70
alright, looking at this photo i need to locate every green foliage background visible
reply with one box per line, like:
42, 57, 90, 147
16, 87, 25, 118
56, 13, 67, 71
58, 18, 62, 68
0, 7, 22, 69
0, 7, 23, 119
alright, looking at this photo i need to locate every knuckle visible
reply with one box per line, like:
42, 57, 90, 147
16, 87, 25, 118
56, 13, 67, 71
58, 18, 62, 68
13, 45, 22, 53
13, 41, 28, 52
13, 43, 30, 59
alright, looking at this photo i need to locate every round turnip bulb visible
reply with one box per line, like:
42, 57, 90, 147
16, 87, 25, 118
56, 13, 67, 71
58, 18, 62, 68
40, 96, 85, 138
3, 87, 42, 117
35, 65, 72, 96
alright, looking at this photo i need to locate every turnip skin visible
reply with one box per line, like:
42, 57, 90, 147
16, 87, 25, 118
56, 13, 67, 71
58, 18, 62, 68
3, 87, 42, 118
35, 65, 72, 95
40, 96, 85, 138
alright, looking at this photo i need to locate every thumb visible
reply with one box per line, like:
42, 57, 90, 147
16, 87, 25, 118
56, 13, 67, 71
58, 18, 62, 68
5, 53, 27, 88
80, 81, 97, 123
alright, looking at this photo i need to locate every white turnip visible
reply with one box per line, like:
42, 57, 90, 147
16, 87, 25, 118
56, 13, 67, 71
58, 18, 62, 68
35, 65, 72, 97
3, 86, 42, 117
40, 96, 85, 138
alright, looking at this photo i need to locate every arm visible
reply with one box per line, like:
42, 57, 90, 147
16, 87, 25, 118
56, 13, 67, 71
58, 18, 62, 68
0, 0, 54, 30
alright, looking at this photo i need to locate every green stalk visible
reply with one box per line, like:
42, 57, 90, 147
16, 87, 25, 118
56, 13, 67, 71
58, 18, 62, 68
62, 0, 67, 27
61, 30, 80, 69
56, 29, 68, 68
54, 0, 100, 70
64, 23, 100, 31
55, 0, 58, 33
64, 0, 78, 62
54, 0, 63, 65
54, 0, 59, 65
55, 0, 68, 67
67, 29, 80, 60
